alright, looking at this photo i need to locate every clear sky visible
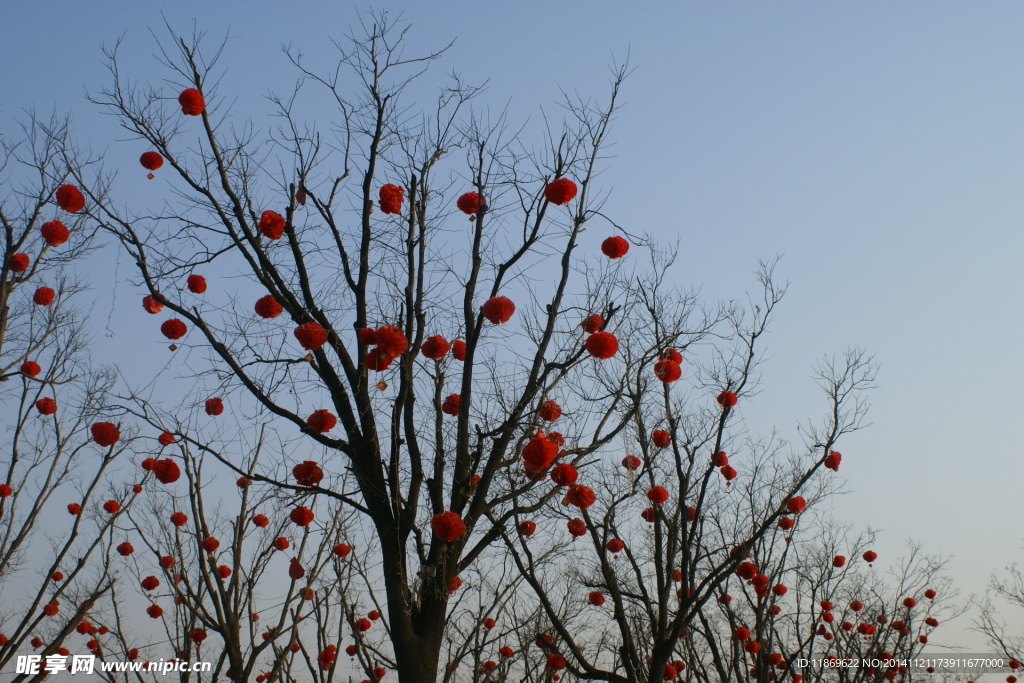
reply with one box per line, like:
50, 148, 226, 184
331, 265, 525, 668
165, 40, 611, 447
4, 0, 1022, 653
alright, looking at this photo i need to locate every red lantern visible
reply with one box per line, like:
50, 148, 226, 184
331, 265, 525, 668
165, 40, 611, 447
379, 184, 404, 214
924, 589, 936, 600
431, 511, 466, 542
254, 294, 283, 318
259, 210, 285, 240
582, 313, 603, 334
481, 296, 515, 324
294, 321, 329, 350
733, 627, 750, 641
652, 429, 671, 448
178, 88, 205, 116
720, 465, 737, 481
0, 484, 11, 498
448, 576, 463, 594
186, 274, 207, 294
290, 506, 315, 527
654, 359, 682, 383
850, 600, 863, 611
824, 450, 842, 471
375, 325, 409, 356
550, 463, 578, 487
833, 555, 846, 567
456, 191, 483, 215
500, 646, 514, 658
442, 394, 461, 416
420, 335, 450, 359
606, 538, 624, 553
717, 390, 738, 408
567, 518, 587, 537
103, 500, 121, 514
736, 561, 758, 580
36, 397, 57, 415
153, 459, 181, 484
902, 597, 916, 608
334, 543, 351, 558
251, 514, 269, 528
41, 220, 70, 246
585, 331, 618, 359
158, 432, 175, 445
143, 294, 164, 314
117, 542, 134, 557
161, 319, 187, 340
307, 409, 337, 433
140, 151, 163, 173
862, 550, 877, 563
33, 286, 55, 306
522, 430, 558, 474
91, 422, 120, 446
772, 584, 788, 596
544, 178, 578, 205
67, 503, 81, 515
293, 460, 324, 486
712, 451, 729, 467
146, 604, 163, 619
601, 235, 629, 259
288, 558, 304, 580
205, 397, 224, 416
641, 507, 657, 522
785, 496, 806, 514
8, 252, 30, 272
621, 454, 641, 471
538, 400, 562, 421
452, 339, 467, 361
55, 184, 85, 212
141, 576, 160, 591
647, 486, 669, 505
587, 590, 605, 606
518, 520, 536, 537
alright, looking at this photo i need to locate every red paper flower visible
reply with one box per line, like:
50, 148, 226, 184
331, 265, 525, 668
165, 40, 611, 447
481, 296, 515, 324
293, 460, 324, 486
140, 151, 163, 171
456, 191, 483, 215
178, 88, 205, 116
294, 321, 329, 350
91, 422, 120, 446
33, 286, 55, 306
254, 294, 283, 318
601, 235, 629, 259
41, 220, 70, 246
290, 506, 315, 527
431, 511, 466, 542
259, 210, 285, 240
161, 319, 187, 340
585, 331, 618, 359
8, 252, 30, 272
544, 177, 578, 205
55, 184, 85, 212
307, 409, 337, 433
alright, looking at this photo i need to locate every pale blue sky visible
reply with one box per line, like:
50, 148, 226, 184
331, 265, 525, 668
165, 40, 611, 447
4, 1, 1022, 652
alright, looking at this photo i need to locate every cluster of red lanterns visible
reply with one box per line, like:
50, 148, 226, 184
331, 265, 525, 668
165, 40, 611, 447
361, 325, 409, 370
654, 348, 683, 383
